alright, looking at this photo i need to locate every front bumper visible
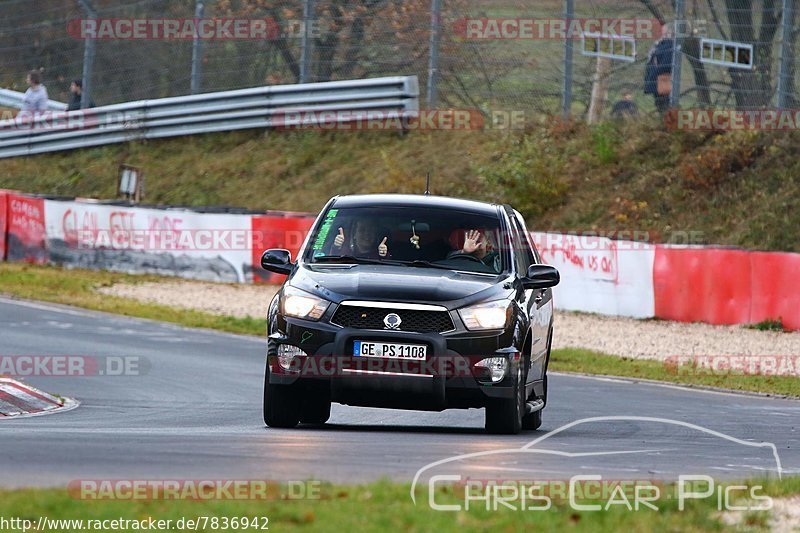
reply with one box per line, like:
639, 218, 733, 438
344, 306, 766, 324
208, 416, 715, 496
268, 314, 522, 410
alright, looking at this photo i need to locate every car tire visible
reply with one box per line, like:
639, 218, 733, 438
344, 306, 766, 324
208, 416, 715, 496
300, 389, 331, 425
522, 407, 542, 430
485, 364, 524, 435
263, 358, 301, 429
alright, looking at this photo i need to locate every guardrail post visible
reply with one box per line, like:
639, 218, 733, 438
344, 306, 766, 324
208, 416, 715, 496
426, 0, 442, 107
777, 0, 795, 108
669, 0, 685, 109
561, 0, 574, 118
78, 0, 96, 109
299, 0, 315, 83
191, 0, 205, 94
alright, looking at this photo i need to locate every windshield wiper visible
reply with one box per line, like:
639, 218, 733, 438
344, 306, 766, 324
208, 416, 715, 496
312, 255, 385, 265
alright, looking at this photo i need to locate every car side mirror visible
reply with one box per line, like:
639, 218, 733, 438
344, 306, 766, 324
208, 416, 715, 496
522, 264, 560, 290
260, 249, 294, 275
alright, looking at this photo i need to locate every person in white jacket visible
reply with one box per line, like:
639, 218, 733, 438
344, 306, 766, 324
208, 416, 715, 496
22, 70, 49, 112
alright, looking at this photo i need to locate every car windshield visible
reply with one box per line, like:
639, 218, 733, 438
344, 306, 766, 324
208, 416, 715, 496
304, 205, 508, 274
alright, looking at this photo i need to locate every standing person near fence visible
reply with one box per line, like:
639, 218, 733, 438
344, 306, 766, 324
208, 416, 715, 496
644, 24, 674, 114
22, 70, 49, 112
66, 79, 94, 111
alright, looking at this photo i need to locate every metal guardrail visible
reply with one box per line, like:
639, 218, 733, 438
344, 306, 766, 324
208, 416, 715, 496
0, 76, 419, 159
0, 88, 67, 111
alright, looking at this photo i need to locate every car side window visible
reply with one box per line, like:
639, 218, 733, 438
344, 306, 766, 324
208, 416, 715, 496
513, 213, 541, 265
509, 216, 534, 273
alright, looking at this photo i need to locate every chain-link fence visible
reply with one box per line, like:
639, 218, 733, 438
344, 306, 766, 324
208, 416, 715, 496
1, 0, 798, 119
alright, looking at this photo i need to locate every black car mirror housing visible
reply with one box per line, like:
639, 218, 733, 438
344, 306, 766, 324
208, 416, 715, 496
522, 264, 560, 290
261, 249, 294, 275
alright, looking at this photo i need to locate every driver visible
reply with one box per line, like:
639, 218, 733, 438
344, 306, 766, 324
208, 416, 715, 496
448, 229, 500, 270
332, 220, 389, 258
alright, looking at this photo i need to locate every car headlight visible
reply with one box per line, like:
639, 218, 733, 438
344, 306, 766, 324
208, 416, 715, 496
458, 300, 512, 331
282, 287, 329, 320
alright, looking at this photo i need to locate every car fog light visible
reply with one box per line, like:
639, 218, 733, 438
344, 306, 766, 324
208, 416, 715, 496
277, 344, 307, 371
475, 357, 508, 383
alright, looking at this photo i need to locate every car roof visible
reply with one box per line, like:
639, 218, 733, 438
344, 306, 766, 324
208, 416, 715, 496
330, 194, 502, 217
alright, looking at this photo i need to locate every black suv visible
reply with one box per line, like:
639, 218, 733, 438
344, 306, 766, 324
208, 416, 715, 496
260, 194, 559, 434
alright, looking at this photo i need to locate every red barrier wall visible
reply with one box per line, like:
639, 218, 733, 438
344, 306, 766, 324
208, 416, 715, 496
653, 247, 752, 325
654, 246, 800, 330
750, 251, 800, 330
6, 194, 47, 264
250, 215, 314, 283
0, 190, 9, 261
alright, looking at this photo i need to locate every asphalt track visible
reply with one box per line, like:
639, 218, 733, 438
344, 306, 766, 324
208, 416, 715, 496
0, 296, 798, 488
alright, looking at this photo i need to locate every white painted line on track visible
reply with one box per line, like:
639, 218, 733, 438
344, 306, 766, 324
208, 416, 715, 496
551, 371, 800, 402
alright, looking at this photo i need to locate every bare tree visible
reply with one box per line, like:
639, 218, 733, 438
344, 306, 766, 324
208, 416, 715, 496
725, 0, 781, 108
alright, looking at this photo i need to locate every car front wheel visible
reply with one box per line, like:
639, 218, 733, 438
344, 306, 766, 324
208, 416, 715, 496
484, 364, 525, 434
300, 387, 331, 424
263, 358, 301, 428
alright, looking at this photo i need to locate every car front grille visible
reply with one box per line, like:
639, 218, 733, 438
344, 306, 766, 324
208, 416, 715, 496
331, 304, 454, 333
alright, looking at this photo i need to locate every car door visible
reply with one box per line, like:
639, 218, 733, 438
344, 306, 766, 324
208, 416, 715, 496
504, 212, 539, 385
510, 212, 552, 384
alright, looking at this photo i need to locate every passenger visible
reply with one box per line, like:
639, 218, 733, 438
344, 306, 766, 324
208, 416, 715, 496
332, 220, 389, 258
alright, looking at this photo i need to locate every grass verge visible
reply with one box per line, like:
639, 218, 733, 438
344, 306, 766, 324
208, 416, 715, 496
550, 348, 800, 398
0, 263, 264, 336
1, 477, 798, 532
0, 263, 797, 398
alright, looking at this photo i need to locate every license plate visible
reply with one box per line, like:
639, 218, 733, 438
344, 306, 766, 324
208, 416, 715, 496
353, 340, 427, 360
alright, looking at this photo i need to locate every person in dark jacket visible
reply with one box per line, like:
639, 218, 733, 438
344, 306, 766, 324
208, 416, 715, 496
644, 24, 674, 114
611, 91, 639, 118
66, 79, 95, 111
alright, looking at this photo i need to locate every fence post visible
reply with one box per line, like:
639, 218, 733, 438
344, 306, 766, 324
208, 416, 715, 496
777, 0, 795, 108
561, 0, 574, 117
78, 0, 96, 109
669, 0, 685, 108
190, 0, 205, 94
299, 0, 315, 83
426, 0, 442, 107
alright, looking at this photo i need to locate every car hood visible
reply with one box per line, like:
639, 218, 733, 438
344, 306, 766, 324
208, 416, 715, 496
290, 264, 510, 308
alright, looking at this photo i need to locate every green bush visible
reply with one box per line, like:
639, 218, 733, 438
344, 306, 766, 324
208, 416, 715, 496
591, 122, 619, 164
477, 131, 570, 219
